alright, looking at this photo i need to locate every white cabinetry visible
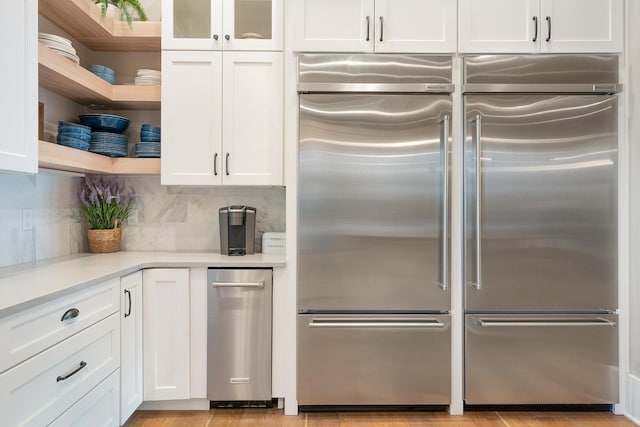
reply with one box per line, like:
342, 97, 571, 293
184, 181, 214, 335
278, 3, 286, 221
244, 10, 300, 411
120, 271, 143, 424
292, 0, 456, 53
163, 0, 282, 51
459, 0, 622, 53
161, 51, 283, 186
0, 0, 37, 173
143, 268, 191, 401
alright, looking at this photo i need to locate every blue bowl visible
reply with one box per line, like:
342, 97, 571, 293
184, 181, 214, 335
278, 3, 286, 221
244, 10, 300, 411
58, 121, 91, 132
79, 114, 130, 133
87, 64, 115, 76
141, 124, 161, 133
58, 130, 91, 142
57, 136, 90, 150
91, 71, 116, 84
140, 135, 161, 142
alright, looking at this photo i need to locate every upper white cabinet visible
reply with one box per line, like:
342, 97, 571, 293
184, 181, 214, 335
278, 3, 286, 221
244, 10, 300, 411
161, 50, 283, 186
459, 0, 623, 53
163, 0, 282, 51
292, 0, 456, 53
0, 0, 37, 174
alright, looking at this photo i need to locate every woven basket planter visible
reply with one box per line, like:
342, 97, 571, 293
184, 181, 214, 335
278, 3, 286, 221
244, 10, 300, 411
87, 219, 122, 253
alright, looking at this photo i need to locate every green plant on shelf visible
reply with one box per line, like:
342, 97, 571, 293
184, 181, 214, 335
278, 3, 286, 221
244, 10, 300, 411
94, 0, 149, 27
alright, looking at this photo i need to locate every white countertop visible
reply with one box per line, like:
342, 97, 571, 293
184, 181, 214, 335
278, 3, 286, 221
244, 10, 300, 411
0, 251, 287, 318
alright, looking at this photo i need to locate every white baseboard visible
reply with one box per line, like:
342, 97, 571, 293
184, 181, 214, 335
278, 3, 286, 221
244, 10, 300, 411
627, 374, 640, 425
139, 398, 209, 411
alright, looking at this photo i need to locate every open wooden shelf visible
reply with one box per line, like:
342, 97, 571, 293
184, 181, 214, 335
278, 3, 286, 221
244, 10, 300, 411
39, 140, 160, 175
39, 0, 161, 51
39, 44, 160, 110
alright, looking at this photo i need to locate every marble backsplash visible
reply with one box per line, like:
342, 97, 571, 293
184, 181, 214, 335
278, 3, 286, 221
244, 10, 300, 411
0, 173, 286, 269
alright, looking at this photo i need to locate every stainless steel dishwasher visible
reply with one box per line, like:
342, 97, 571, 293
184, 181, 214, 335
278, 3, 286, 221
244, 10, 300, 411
207, 268, 272, 403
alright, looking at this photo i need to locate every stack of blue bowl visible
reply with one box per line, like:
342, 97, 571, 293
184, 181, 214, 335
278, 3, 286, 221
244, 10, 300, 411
87, 64, 116, 84
56, 121, 91, 150
135, 124, 161, 158
79, 114, 130, 158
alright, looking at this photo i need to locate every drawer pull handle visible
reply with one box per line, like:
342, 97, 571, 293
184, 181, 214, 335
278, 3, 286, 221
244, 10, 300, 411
56, 361, 87, 382
60, 308, 80, 322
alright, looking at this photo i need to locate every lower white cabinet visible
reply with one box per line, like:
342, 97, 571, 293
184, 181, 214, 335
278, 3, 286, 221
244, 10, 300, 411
143, 268, 191, 401
120, 271, 143, 423
0, 313, 120, 426
49, 370, 120, 427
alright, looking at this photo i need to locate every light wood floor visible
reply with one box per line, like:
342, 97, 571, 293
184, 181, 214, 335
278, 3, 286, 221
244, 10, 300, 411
125, 409, 638, 426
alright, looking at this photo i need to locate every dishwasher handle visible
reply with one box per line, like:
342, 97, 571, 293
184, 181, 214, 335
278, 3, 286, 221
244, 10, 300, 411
211, 281, 265, 289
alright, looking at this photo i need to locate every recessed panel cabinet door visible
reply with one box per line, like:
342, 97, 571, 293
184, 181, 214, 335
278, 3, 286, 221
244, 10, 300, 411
540, 0, 622, 53
292, 0, 375, 52
222, 52, 283, 186
161, 51, 223, 185
374, 0, 456, 53
459, 0, 539, 53
0, 0, 37, 173
120, 271, 143, 425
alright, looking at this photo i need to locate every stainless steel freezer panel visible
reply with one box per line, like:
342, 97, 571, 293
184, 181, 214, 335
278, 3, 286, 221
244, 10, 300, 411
464, 94, 617, 311
299, 94, 451, 312
299, 54, 452, 85
464, 55, 618, 85
465, 314, 618, 404
298, 314, 451, 405
207, 269, 272, 401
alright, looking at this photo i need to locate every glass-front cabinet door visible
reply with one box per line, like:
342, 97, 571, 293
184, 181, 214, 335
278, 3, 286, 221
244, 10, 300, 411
163, 0, 282, 50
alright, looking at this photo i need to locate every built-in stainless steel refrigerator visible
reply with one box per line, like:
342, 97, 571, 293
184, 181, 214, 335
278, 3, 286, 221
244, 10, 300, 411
297, 55, 452, 406
463, 55, 619, 405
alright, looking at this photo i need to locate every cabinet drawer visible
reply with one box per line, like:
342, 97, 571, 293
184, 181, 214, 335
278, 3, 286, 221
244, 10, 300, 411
0, 313, 120, 427
0, 278, 120, 373
49, 370, 120, 427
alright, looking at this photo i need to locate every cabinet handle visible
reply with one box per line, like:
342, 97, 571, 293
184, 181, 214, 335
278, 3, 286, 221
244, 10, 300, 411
379, 16, 384, 42
124, 289, 132, 318
365, 16, 370, 41
213, 34, 219, 40
214, 153, 218, 176
56, 361, 87, 382
532, 16, 538, 42
545, 16, 551, 42
60, 308, 79, 322
225, 34, 230, 41
225, 153, 230, 176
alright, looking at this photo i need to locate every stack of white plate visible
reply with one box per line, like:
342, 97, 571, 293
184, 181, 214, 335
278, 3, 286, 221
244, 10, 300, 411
38, 33, 80, 64
135, 69, 161, 86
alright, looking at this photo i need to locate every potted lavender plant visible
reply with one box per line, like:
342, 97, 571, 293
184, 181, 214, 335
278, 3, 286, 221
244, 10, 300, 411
79, 175, 135, 253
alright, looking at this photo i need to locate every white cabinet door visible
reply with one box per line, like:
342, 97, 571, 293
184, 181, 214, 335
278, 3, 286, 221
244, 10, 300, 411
0, 0, 37, 173
222, 52, 283, 186
374, 0, 456, 53
540, 0, 622, 53
292, 0, 375, 52
163, 0, 281, 51
120, 271, 143, 424
143, 269, 190, 401
161, 51, 223, 185
459, 0, 540, 53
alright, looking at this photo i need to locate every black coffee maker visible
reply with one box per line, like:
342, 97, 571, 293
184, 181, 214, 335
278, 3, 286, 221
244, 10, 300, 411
219, 205, 256, 255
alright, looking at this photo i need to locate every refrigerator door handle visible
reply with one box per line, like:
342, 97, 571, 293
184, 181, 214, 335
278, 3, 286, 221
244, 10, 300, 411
470, 115, 482, 290
437, 115, 450, 291
308, 318, 446, 329
476, 319, 616, 328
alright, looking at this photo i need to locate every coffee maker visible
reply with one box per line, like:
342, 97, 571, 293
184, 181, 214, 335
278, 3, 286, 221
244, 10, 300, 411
219, 205, 256, 255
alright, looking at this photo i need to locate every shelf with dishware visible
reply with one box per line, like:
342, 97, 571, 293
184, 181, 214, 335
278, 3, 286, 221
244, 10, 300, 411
38, 0, 160, 51
38, 140, 160, 175
39, 43, 160, 110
